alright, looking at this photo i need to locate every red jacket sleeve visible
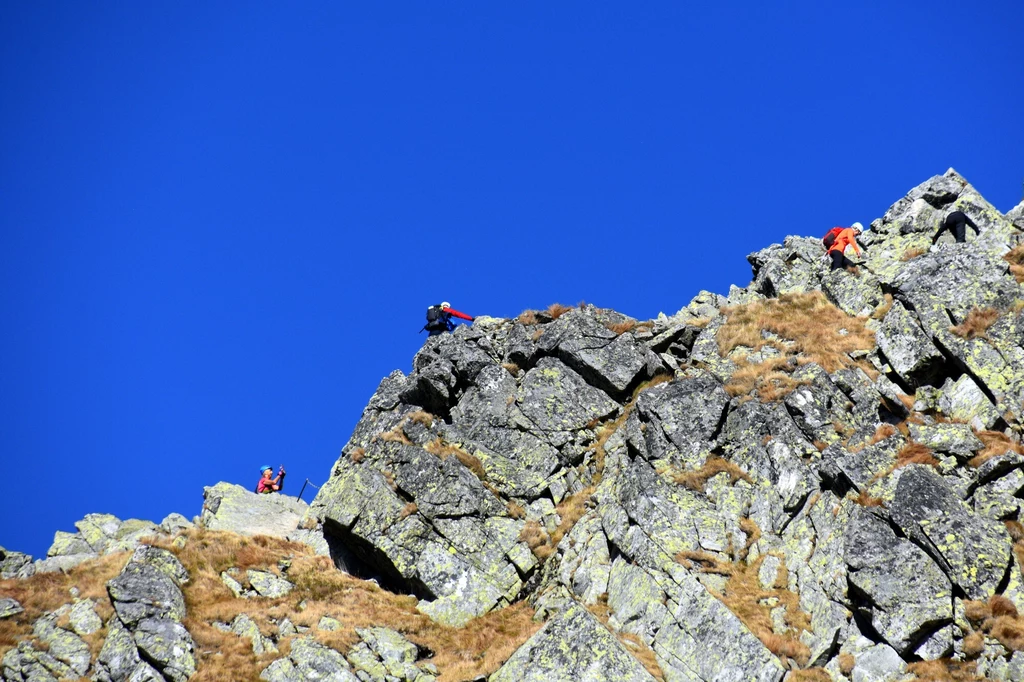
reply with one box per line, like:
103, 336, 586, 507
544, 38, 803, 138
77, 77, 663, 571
446, 308, 474, 321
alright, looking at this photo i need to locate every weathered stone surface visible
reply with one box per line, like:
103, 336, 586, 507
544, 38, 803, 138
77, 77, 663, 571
260, 637, 359, 682
1, 640, 73, 682
231, 613, 278, 655
355, 626, 420, 680
246, 569, 295, 598
108, 561, 187, 626
32, 615, 91, 676
535, 309, 648, 396
876, 301, 944, 387
201, 481, 309, 537
0, 597, 23, 619
633, 369, 730, 466
907, 422, 983, 459
845, 508, 952, 654
490, 604, 659, 682
68, 598, 103, 635
133, 617, 196, 682
891, 465, 1011, 599
517, 357, 619, 436
0, 545, 33, 579
94, 616, 144, 682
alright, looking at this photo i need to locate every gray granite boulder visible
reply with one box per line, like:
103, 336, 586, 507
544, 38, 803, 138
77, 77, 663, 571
891, 465, 1011, 599
200, 481, 309, 537
490, 604, 659, 682
845, 508, 952, 654
260, 637, 359, 682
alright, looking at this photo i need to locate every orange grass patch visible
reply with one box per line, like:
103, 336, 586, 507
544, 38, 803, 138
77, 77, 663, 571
906, 659, 985, 681
950, 307, 1001, 340
716, 292, 876, 400
1004, 244, 1024, 283
674, 552, 811, 666
672, 456, 753, 492
969, 430, 1024, 468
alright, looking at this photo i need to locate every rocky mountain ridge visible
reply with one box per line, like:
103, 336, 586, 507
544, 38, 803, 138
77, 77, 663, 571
4, 169, 1024, 681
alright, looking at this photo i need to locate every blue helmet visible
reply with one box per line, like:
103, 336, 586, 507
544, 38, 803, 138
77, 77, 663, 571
260, 465, 273, 473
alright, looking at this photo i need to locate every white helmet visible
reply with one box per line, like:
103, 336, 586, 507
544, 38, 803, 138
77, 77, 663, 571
851, 221, 864, 231
440, 301, 450, 309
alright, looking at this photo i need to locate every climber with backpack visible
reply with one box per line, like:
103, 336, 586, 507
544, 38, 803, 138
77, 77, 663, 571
823, 222, 865, 272
256, 465, 286, 494
932, 210, 980, 244
421, 302, 475, 336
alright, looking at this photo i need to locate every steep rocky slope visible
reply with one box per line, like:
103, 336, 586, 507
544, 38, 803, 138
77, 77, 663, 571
3, 169, 1024, 681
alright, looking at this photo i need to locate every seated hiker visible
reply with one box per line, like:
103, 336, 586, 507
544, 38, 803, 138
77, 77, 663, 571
256, 465, 286, 494
826, 222, 864, 272
933, 210, 980, 244
422, 302, 474, 336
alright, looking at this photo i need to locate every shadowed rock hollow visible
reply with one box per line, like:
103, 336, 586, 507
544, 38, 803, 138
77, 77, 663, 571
4, 169, 1024, 681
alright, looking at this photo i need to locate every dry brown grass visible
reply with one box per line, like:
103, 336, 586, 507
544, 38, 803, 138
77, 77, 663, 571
849, 424, 898, 452
716, 292, 876, 398
1004, 244, 1024, 283
724, 356, 812, 402
503, 501, 525, 520
906, 659, 985, 681
901, 247, 927, 261
586, 597, 665, 681
501, 362, 520, 376
379, 425, 413, 445
674, 552, 810, 666
894, 442, 939, 470
962, 630, 985, 657
606, 320, 638, 335
407, 410, 434, 427
871, 293, 895, 320
853, 490, 885, 507
424, 438, 488, 482
950, 307, 1001, 340
672, 456, 753, 492
838, 652, 855, 675
547, 303, 573, 319
517, 310, 539, 325
349, 447, 365, 463
969, 430, 1024, 468
6, 527, 543, 682
963, 595, 1024, 654
152, 529, 542, 682
0, 551, 126, 659
399, 502, 418, 519
519, 520, 554, 561
786, 667, 830, 681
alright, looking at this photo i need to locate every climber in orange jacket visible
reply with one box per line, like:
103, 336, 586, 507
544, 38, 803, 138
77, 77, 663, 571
826, 222, 864, 272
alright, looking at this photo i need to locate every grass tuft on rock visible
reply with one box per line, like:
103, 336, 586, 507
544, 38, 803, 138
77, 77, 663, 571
950, 307, 1000, 340
1004, 244, 1024, 283
716, 292, 876, 401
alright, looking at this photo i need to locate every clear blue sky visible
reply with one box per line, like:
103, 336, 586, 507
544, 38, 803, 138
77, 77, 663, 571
2, 2, 1022, 558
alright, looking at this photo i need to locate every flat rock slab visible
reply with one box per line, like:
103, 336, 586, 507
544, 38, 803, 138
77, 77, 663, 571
845, 508, 952, 654
0, 598, 23, 619
490, 604, 659, 682
247, 569, 295, 598
261, 637, 360, 682
201, 481, 309, 538
891, 465, 1011, 599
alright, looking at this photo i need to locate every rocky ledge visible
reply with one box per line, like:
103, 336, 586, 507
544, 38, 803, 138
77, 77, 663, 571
3, 169, 1024, 681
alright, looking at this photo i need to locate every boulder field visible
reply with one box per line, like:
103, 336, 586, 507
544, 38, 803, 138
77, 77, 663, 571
3, 169, 1024, 681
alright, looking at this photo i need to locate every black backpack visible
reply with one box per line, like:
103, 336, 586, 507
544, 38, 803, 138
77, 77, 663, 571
424, 305, 450, 331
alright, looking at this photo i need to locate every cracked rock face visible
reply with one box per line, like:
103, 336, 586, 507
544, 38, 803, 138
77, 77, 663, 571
303, 169, 1024, 680
4, 170, 1024, 681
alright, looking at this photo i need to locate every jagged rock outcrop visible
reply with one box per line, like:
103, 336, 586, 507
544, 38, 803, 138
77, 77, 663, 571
3, 169, 1024, 681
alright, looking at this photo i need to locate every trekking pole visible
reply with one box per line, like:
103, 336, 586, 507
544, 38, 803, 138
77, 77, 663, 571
297, 478, 320, 502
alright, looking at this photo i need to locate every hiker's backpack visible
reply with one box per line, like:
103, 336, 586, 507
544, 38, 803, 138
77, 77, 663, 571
822, 227, 844, 250
425, 305, 449, 329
